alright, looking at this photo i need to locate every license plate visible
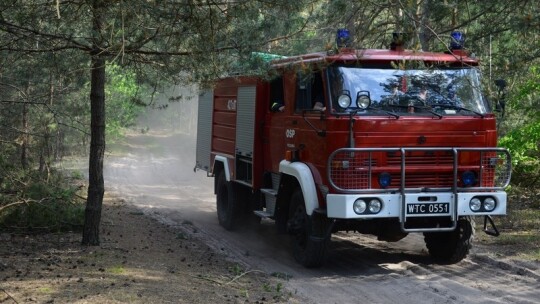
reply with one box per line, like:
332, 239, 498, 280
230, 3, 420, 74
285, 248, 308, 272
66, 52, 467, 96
406, 203, 450, 215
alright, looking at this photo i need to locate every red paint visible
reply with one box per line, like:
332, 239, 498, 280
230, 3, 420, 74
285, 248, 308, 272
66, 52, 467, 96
208, 47, 498, 204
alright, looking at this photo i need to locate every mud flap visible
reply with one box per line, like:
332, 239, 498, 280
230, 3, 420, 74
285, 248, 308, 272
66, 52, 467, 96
309, 217, 336, 243
483, 215, 500, 237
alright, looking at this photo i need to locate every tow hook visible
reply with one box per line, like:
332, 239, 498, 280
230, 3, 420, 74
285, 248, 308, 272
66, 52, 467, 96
483, 215, 500, 237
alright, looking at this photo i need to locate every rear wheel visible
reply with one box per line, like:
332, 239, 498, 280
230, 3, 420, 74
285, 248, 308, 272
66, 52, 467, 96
287, 189, 329, 268
216, 171, 240, 230
424, 216, 475, 263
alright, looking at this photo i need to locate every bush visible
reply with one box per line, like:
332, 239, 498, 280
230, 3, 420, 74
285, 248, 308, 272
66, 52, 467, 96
499, 120, 540, 187
0, 169, 85, 232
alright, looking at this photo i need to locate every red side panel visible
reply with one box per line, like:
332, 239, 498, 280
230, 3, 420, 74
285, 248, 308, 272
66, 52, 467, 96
212, 80, 238, 156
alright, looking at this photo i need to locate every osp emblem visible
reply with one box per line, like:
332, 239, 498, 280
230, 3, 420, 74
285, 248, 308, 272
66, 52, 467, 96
286, 129, 296, 138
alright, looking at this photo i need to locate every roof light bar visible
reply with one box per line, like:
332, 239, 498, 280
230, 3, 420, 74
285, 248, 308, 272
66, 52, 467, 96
450, 31, 465, 50
336, 29, 351, 48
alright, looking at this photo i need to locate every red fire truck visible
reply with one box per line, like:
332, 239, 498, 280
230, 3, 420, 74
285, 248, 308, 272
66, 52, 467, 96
195, 30, 511, 267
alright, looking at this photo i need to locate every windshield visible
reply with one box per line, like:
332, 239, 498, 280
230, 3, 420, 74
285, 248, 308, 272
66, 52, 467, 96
328, 65, 491, 115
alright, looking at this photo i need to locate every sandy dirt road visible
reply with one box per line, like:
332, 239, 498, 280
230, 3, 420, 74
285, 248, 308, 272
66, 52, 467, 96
104, 130, 540, 304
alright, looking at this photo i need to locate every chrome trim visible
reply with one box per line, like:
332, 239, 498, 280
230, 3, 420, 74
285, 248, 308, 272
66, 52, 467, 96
327, 147, 511, 193
327, 147, 511, 232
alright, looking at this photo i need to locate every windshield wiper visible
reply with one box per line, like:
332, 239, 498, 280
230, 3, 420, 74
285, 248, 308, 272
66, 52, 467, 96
376, 104, 442, 119
369, 106, 400, 119
430, 103, 485, 118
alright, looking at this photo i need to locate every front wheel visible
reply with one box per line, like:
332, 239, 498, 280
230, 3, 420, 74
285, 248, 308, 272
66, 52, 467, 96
287, 189, 329, 268
424, 216, 475, 264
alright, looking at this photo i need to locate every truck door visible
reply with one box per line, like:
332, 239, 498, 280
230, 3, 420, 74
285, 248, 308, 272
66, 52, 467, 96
264, 76, 287, 172
294, 71, 327, 167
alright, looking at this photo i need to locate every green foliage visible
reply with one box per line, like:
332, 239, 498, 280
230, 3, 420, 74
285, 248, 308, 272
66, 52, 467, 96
105, 64, 147, 141
0, 169, 85, 231
498, 65, 540, 186
0, 197, 85, 231
499, 121, 540, 167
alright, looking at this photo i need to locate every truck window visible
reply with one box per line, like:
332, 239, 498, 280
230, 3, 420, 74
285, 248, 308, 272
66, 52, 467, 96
328, 65, 490, 115
269, 76, 284, 112
296, 71, 324, 112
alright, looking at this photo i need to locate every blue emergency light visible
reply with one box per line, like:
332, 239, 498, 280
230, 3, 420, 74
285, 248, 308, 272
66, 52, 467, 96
461, 171, 477, 187
336, 28, 351, 48
450, 31, 465, 50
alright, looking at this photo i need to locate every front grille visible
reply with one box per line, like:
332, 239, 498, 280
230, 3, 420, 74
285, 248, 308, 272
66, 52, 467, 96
327, 147, 511, 193
389, 172, 454, 188
386, 151, 454, 166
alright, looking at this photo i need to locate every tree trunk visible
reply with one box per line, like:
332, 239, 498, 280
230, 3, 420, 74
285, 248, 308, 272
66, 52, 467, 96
82, 0, 107, 246
417, 0, 430, 51
82, 54, 106, 246
21, 102, 28, 169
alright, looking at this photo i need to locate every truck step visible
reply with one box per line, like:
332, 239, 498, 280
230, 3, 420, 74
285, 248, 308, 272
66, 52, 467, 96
260, 188, 277, 196
254, 210, 273, 218
237, 157, 252, 164
259, 188, 277, 217
234, 179, 252, 187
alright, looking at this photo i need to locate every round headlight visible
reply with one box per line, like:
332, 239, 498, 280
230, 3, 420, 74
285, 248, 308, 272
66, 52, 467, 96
356, 95, 371, 109
470, 198, 481, 211
461, 171, 477, 187
378, 172, 392, 188
368, 199, 382, 214
483, 197, 496, 211
338, 94, 352, 109
353, 199, 367, 214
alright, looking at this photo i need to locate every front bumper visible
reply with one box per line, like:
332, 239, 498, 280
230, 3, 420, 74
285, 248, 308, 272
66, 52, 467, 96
326, 191, 507, 219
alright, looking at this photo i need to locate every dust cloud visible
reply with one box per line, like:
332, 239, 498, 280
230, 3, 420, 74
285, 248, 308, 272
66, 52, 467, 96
103, 83, 540, 304
104, 83, 216, 222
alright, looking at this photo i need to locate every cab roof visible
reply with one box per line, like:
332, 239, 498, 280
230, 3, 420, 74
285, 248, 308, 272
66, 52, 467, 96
271, 48, 478, 69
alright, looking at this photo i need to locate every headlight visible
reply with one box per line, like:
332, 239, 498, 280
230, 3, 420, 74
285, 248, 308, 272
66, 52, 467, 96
338, 94, 352, 109
368, 199, 382, 213
470, 198, 481, 211
356, 95, 371, 109
483, 197, 496, 211
353, 199, 367, 214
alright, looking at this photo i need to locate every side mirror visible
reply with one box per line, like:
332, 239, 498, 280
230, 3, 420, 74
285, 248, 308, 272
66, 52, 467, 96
494, 79, 507, 91
494, 79, 507, 115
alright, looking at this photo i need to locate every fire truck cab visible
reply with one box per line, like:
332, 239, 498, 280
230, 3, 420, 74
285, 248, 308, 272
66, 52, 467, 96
195, 31, 511, 267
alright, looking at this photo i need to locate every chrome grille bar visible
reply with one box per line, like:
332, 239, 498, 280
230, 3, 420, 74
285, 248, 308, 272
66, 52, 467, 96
327, 147, 511, 193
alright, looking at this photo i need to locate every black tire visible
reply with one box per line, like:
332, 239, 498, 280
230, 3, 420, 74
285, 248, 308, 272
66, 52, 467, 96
424, 216, 475, 264
216, 171, 240, 230
287, 189, 329, 268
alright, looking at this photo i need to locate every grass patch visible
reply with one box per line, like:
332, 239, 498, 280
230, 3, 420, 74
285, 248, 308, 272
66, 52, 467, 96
497, 207, 540, 231
270, 272, 292, 281
476, 230, 540, 260
491, 231, 540, 245
475, 185, 540, 260
107, 265, 126, 274
38, 287, 54, 294
228, 264, 244, 276
176, 232, 189, 240
497, 185, 539, 235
